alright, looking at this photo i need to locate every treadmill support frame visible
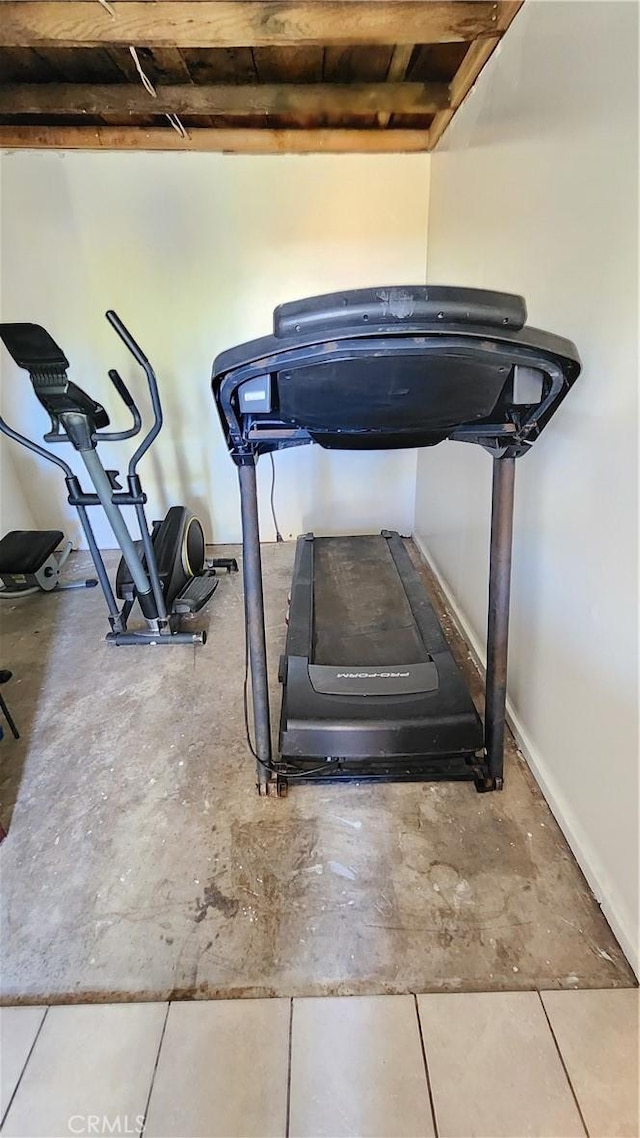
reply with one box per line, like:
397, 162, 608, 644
484, 454, 516, 789
240, 449, 517, 794
239, 459, 273, 792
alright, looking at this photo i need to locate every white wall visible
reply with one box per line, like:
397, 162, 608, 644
0, 151, 37, 535
415, 1, 638, 970
0, 152, 429, 547
0, 448, 36, 535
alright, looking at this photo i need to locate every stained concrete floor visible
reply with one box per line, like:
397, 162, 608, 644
0, 541, 634, 1003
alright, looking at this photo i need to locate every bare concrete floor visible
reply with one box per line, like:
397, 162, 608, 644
0, 541, 634, 1002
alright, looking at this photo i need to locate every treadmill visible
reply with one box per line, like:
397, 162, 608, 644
212, 286, 580, 796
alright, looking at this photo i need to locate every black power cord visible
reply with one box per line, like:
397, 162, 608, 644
242, 616, 332, 781
268, 452, 284, 543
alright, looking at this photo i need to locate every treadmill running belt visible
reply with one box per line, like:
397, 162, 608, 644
312, 535, 428, 666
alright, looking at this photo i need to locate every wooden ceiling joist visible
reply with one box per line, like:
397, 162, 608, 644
378, 44, 415, 128
0, 127, 432, 153
0, 82, 451, 119
0, 2, 525, 153
0, 2, 504, 51
428, 36, 499, 150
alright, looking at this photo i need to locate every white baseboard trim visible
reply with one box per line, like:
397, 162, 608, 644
413, 531, 639, 978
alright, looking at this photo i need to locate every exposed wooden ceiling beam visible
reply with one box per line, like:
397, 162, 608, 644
145, 48, 193, 86
0, 2, 503, 50
428, 1, 524, 149
0, 82, 450, 118
0, 127, 432, 153
428, 37, 499, 150
494, 0, 526, 33
378, 43, 415, 128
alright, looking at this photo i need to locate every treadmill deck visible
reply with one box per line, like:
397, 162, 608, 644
313, 535, 429, 666
278, 532, 486, 786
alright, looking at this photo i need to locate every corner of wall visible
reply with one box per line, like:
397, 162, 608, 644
0, 446, 37, 533
424, 150, 433, 286
413, 532, 639, 978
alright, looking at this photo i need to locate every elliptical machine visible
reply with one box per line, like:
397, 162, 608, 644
0, 311, 237, 645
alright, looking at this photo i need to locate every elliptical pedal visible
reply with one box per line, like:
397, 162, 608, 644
172, 572, 219, 614
115, 539, 145, 600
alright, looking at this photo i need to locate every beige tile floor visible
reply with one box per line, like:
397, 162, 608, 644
0, 990, 637, 1138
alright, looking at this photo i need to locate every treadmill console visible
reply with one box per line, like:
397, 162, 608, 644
212, 285, 581, 461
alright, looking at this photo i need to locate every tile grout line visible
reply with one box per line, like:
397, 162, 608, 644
140, 1002, 171, 1137
0, 1005, 49, 1130
413, 994, 440, 1138
536, 990, 591, 1138
285, 997, 294, 1138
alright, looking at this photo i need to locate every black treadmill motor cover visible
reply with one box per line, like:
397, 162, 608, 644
212, 286, 581, 459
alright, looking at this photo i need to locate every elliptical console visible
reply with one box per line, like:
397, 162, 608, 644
0, 312, 237, 645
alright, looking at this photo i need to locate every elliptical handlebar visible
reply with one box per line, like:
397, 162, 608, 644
105, 309, 151, 369
104, 310, 164, 478
108, 368, 136, 410
0, 410, 75, 477
41, 367, 142, 443
91, 370, 143, 441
